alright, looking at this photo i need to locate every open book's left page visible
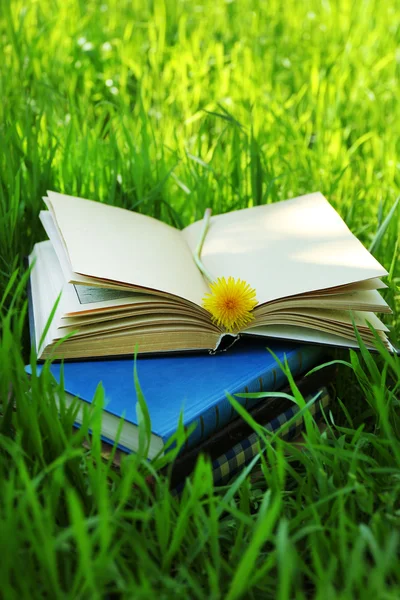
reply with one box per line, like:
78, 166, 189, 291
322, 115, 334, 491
43, 191, 209, 305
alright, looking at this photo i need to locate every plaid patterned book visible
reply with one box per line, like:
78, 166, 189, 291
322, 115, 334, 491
210, 387, 331, 487
166, 364, 336, 488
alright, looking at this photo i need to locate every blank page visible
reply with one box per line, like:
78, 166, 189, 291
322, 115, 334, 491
182, 192, 388, 305
45, 192, 208, 305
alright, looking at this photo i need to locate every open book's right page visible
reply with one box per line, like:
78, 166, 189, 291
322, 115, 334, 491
182, 192, 388, 305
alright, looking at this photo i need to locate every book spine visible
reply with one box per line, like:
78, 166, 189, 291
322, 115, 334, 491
175, 346, 321, 452
173, 388, 331, 493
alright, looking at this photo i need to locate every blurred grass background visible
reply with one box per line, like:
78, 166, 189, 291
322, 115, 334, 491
1, 0, 400, 598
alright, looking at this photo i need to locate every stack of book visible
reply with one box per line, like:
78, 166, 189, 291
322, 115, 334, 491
25, 190, 393, 487
26, 342, 334, 487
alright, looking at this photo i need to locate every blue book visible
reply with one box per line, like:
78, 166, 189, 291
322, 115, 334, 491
26, 341, 322, 459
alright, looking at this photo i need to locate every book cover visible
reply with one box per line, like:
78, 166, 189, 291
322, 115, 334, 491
199, 388, 331, 489
26, 341, 323, 457
91, 364, 335, 469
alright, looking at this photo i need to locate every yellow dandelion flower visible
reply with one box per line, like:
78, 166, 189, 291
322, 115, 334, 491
202, 277, 258, 333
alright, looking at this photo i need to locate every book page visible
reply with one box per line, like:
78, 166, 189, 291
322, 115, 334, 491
254, 289, 391, 315
244, 325, 384, 349
182, 192, 388, 305
44, 192, 208, 305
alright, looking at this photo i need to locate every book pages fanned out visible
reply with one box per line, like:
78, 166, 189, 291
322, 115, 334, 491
28, 191, 393, 359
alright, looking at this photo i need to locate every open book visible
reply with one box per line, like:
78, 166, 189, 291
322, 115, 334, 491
29, 191, 392, 359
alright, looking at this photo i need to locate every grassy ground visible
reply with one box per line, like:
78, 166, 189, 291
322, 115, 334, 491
1, 0, 400, 597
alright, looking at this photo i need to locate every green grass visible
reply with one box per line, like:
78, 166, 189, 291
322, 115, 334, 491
1, 0, 400, 597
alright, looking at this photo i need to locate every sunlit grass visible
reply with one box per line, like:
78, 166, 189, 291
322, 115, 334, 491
1, 0, 400, 597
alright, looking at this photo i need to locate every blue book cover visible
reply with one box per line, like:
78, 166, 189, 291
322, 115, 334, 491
26, 341, 322, 458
